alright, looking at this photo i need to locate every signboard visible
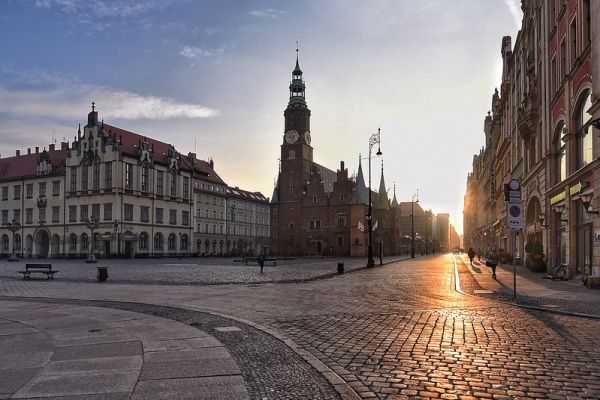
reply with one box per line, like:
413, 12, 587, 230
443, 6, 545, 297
507, 203, 523, 229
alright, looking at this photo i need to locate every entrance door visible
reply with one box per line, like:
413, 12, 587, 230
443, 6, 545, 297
125, 241, 132, 258
35, 231, 49, 258
104, 241, 111, 258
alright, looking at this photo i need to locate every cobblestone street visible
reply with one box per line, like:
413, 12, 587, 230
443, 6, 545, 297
1, 254, 600, 399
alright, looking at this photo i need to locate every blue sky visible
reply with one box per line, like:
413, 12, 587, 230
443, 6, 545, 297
0, 0, 522, 233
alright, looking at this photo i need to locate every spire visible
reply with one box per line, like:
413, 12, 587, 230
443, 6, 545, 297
293, 41, 302, 75
375, 160, 390, 210
271, 173, 280, 204
77, 123, 81, 140
288, 44, 306, 107
351, 154, 369, 205
391, 182, 399, 207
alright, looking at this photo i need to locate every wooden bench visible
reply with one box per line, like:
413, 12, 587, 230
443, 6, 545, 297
18, 264, 58, 280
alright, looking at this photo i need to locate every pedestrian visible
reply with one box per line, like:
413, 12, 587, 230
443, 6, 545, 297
487, 247, 499, 279
477, 248, 482, 262
257, 253, 265, 273
467, 247, 475, 266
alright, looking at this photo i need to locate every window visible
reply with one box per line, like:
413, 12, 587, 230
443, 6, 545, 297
213, 210, 217, 219
169, 209, 177, 225
81, 164, 88, 190
168, 233, 176, 251
182, 210, 189, 226
14, 185, 21, 200
125, 164, 133, 189
105, 162, 112, 188
15, 234, 21, 251
560, 38, 566, 79
52, 206, 59, 223
140, 206, 149, 223
80, 205, 89, 221
583, 0, 591, 45
156, 208, 164, 223
1, 234, 8, 251
139, 232, 148, 250
340, 193, 344, 201
25, 208, 33, 224
69, 206, 77, 222
570, 19, 577, 65
312, 196, 317, 203
81, 233, 89, 253
578, 92, 593, 168
205, 223, 209, 233
337, 216, 346, 227
1, 187, 7, 201
337, 236, 344, 247
170, 170, 177, 197
289, 222, 294, 230
157, 171, 164, 195
52, 181, 60, 196
93, 162, 100, 189
69, 234, 76, 251
13, 209, 20, 224
289, 150, 296, 160
26, 184, 33, 199
154, 233, 163, 251
551, 57, 557, 94
70, 167, 77, 191
141, 165, 149, 192
124, 204, 134, 221
39, 207, 46, 223
180, 234, 188, 251
104, 203, 112, 221
183, 177, 189, 199
39, 182, 46, 197
2, 210, 8, 224
555, 123, 567, 183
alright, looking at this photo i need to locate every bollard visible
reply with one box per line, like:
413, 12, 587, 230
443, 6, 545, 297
337, 262, 344, 274
96, 266, 108, 282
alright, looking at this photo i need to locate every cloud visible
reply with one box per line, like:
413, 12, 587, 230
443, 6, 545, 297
248, 8, 286, 19
34, 0, 169, 18
179, 46, 212, 59
0, 84, 219, 121
503, 0, 522, 27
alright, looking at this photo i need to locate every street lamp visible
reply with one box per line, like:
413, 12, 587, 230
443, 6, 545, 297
225, 203, 236, 256
86, 216, 99, 263
411, 191, 419, 259
6, 219, 21, 262
113, 219, 120, 257
367, 128, 382, 267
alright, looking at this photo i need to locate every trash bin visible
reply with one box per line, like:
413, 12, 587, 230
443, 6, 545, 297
96, 267, 108, 282
337, 262, 344, 274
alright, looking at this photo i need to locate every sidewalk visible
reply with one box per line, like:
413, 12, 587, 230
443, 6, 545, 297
0, 300, 247, 399
460, 255, 600, 317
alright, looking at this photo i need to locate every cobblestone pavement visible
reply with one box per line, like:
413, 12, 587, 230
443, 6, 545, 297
1, 254, 600, 399
0, 255, 407, 285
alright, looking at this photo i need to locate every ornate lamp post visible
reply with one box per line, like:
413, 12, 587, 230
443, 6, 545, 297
86, 216, 99, 263
113, 219, 120, 257
225, 203, 236, 256
6, 219, 21, 261
411, 191, 419, 259
367, 128, 382, 267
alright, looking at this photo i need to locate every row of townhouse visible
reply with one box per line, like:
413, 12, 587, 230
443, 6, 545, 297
464, 0, 600, 285
0, 105, 269, 258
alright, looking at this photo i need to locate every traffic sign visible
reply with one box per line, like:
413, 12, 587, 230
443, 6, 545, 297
507, 202, 523, 229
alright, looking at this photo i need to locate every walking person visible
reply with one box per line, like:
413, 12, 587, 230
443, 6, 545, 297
477, 248, 482, 262
487, 247, 499, 279
467, 247, 475, 266
257, 253, 266, 273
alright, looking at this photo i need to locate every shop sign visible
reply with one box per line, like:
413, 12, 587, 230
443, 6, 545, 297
550, 192, 566, 205
569, 181, 589, 196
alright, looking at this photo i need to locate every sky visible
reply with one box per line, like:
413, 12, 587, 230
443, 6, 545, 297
0, 0, 522, 234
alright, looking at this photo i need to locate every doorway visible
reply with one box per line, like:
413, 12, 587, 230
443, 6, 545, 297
35, 230, 49, 258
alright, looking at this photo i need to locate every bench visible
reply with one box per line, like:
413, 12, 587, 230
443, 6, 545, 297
244, 257, 277, 266
18, 264, 58, 280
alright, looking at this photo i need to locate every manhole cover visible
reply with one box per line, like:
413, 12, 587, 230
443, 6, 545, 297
215, 326, 242, 332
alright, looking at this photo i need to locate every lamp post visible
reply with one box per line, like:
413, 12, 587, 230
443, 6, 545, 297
6, 219, 21, 261
367, 128, 382, 267
86, 216, 98, 263
225, 203, 236, 256
113, 219, 120, 257
411, 191, 419, 259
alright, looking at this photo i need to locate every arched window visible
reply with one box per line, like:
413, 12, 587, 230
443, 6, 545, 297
180, 234, 188, 251
578, 91, 593, 168
337, 216, 346, 227
69, 233, 77, 251
139, 232, 148, 250
170, 170, 177, 197
154, 233, 163, 251
81, 233, 89, 254
555, 122, 567, 183
168, 233, 177, 251
15, 234, 21, 251
1, 234, 9, 251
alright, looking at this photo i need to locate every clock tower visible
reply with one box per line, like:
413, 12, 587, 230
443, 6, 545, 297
282, 48, 313, 164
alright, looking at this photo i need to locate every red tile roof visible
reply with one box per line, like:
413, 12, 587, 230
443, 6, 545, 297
0, 150, 67, 182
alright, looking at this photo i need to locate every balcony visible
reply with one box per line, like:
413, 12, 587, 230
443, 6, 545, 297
37, 197, 47, 208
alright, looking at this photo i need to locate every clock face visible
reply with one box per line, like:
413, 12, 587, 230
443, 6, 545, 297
304, 131, 311, 145
285, 130, 299, 144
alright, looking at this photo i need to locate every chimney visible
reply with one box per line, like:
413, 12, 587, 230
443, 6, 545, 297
209, 158, 214, 169
27, 148, 31, 155
49, 144, 55, 151
340, 161, 345, 170
61, 142, 69, 150
35, 147, 39, 153
16, 150, 20, 156
188, 152, 196, 160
